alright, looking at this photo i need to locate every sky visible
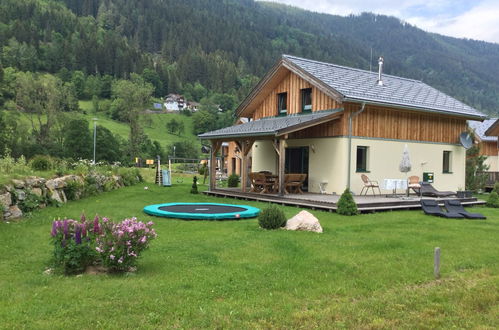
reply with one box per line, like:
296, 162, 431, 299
262, 0, 499, 44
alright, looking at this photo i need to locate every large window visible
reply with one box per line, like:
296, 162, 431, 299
277, 92, 287, 116
443, 151, 452, 173
356, 146, 369, 172
301, 88, 312, 113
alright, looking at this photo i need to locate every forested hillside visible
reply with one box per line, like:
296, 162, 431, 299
1, 0, 499, 164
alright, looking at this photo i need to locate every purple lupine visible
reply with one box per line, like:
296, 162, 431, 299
93, 215, 100, 234
75, 224, 82, 244
51, 221, 58, 237
63, 219, 69, 239
80, 212, 86, 223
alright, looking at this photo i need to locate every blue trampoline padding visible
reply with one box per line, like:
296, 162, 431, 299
143, 202, 260, 220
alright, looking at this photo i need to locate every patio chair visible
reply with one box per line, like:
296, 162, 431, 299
443, 200, 486, 220
407, 175, 421, 195
360, 174, 381, 196
420, 182, 456, 197
256, 172, 276, 194
420, 199, 464, 218
285, 173, 307, 194
249, 172, 263, 193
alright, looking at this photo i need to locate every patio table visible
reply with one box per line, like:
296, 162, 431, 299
383, 179, 407, 196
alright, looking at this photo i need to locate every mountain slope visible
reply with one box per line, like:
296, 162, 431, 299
1, 0, 499, 113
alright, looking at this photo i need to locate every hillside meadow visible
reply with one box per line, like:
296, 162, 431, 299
0, 176, 498, 328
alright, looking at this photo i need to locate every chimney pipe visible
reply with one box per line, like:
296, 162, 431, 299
377, 56, 384, 86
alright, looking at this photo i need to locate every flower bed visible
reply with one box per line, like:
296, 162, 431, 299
50, 214, 157, 274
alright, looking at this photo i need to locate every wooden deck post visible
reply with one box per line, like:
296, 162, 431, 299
240, 139, 255, 193
278, 137, 287, 196
209, 140, 221, 191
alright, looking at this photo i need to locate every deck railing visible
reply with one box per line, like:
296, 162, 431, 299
479, 171, 499, 187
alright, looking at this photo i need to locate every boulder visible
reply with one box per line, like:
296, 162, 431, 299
49, 189, 67, 204
11, 179, 25, 189
15, 189, 26, 201
31, 188, 43, 197
285, 210, 323, 233
5, 205, 22, 220
0, 192, 12, 209
25, 176, 46, 188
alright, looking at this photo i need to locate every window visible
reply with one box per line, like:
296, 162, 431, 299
443, 151, 452, 173
301, 88, 312, 112
356, 146, 369, 172
277, 92, 287, 116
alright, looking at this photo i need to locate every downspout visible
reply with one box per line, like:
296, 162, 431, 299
347, 102, 366, 191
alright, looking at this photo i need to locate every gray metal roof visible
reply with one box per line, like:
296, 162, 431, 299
199, 110, 341, 139
284, 55, 486, 119
469, 119, 497, 142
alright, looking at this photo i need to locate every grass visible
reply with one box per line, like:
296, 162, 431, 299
79, 100, 197, 149
0, 174, 498, 328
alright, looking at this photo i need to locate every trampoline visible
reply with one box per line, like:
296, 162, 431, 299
143, 202, 260, 220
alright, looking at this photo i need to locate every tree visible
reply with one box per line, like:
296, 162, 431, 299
466, 133, 489, 192
63, 119, 93, 160
166, 118, 184, 136
95, 125, 124, 163
192, 109, 217, 135
111, 75, 153, 158
168, 140, 198, 159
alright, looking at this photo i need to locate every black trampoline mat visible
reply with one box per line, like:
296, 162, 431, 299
159, 204, 248, 214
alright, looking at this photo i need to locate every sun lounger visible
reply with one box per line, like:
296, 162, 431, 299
443, 200, 486, 220
421, 199, 464, 218
420, 182, 456, 197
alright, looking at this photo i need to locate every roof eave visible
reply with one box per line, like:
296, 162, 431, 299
343, 97, 486, 121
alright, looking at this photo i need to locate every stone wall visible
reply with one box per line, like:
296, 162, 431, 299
1, 173, 131, 221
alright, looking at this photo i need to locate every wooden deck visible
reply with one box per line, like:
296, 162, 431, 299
204, 188, 485, 213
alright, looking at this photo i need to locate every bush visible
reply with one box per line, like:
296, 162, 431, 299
51, 216, 96, 275
486, 191, 499, 208
64, 180, 84, 201
30, 155, 53, 171
17, 190, 44, 213
258, 205, 286, 229
493, 182, 499, 194
190, 176, 198, 194
51, 215, 157, 274
337, 188, 359, 215
228, 174, 239, 187
96, 217, 157, 272
118, 167, 142, 186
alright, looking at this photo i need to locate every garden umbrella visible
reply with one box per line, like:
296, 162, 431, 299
399, 144, 412, 196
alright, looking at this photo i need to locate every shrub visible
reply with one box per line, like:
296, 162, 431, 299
190, 176, 198, 194
486, 191, 499, 208
95, 217, 157, 272
17, 190, 44, 213
258, 205, 286, 229
228, 174, 239, 187
493, 182, 499, 194
51, 215, 96, 275
118, 167, 142, 186
30, 155, 53, 171
64, 180, 84, 201
337, 188, 359, 215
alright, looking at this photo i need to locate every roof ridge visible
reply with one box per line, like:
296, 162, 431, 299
282, 54, 423, 84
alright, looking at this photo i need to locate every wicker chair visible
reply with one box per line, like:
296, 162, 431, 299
360, 174, 381, 196
407, 175, 421, 195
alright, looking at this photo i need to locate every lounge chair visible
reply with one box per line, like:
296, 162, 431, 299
444, 200, 486, 220
421, 199, 464, 218
420, 182, 456, 197
360, 174, 381, 196
408, 175, 421, 195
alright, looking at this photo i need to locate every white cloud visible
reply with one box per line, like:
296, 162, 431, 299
261, 0, 499, 43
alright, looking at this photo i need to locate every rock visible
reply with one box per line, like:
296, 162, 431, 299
25, 177, 46, 188
285, 210, 323, 233
49, 190, 67, 204
5, 205, 22, 220
0, 192, 12, 209
15, 189, 26, 201
11, 179, 25, 189
31, 188, 43, 197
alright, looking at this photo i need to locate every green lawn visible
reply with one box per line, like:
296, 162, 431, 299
79, 100, 197, 149
0, 178, 498, 328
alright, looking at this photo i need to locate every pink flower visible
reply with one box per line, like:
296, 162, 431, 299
118, 257, 123, 264
110, 255, 115, 260
96, 247, 103, 253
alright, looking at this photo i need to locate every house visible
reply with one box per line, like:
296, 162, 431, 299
469, 119, 498, 171
164, 94, 186, 111
199, 55, 486, 195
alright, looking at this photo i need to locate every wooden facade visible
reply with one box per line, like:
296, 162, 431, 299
247, 70, 467, 144
252, 71, 340, 120
479, 141, 498, 156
